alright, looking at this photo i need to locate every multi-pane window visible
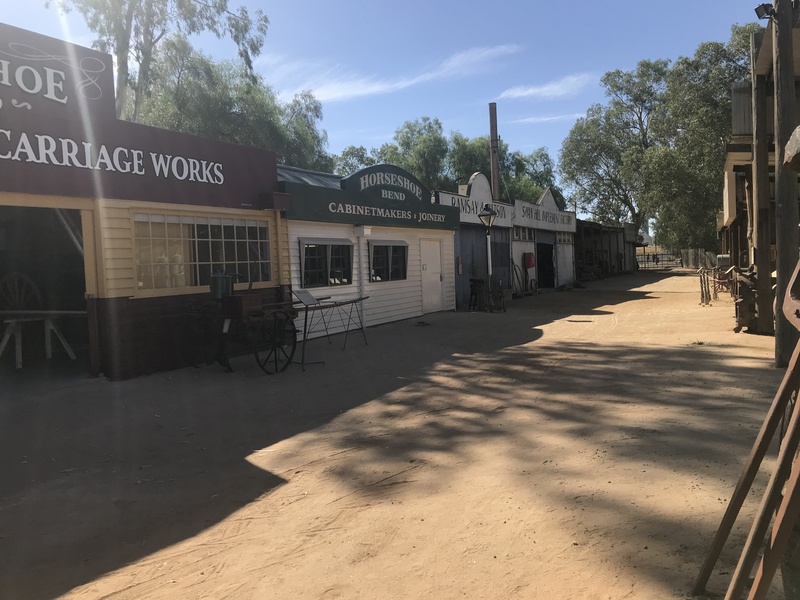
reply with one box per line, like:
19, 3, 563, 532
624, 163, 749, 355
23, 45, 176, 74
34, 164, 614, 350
300, 239, 353, 288
370, 241, 408, 282
557, 232, 574, 244
513, 226, 535, 241
135, 214, 271, 291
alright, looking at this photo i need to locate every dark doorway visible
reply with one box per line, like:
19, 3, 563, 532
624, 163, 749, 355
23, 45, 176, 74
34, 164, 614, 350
0, 206, 89, 374
454, 225, 486, 309
536, 242, 555, 288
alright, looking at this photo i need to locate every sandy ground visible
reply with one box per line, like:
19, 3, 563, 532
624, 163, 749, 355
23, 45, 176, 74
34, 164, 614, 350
0, 270, 790, 599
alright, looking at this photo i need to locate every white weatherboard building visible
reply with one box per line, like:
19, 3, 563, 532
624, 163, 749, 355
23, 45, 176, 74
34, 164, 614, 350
511, 189, 577, 292
279, 164, 460, 337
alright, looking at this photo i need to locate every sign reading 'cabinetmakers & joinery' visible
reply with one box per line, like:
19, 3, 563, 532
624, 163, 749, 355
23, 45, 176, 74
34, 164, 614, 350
284, 165, 459, 230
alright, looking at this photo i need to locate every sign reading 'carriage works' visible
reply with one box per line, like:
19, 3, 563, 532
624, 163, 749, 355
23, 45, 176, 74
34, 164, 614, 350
284, 165, 460, 230
0, 22, 280, 209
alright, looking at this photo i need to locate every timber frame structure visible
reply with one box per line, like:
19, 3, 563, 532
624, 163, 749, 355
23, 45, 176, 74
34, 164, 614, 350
720, 7, 800, 364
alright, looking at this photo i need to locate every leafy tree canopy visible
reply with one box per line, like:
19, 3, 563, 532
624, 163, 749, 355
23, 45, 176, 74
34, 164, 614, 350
137, 36, 333, 171
48, 0, 268, 121
559, 24, 761, 252
333, 118, 563, 206
333, 146, 379, 176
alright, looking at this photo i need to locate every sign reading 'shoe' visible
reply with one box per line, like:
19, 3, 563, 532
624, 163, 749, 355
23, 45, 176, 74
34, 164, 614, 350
0, 22, 116, 121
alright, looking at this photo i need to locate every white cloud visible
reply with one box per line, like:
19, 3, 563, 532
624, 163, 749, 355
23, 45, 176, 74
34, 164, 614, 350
509, 113, 586, 124
260, 44, 521, 103
499, 74, 594, 100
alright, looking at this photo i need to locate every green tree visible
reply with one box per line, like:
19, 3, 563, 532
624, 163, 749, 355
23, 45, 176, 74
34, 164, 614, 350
376, 117, 449, 191
330, 118, 561, 201
445, 134, 562, 204
333, 146, 379, 176
48, 0, 268, 121
560, 60, 668, 232
560, 26, 760, 251
137, 36, 331, 171
560, 104, 642, 228
280, 91, 334, 172
642, 25, 759, 252
502, 148, 564, 208
447, 132, 493, 188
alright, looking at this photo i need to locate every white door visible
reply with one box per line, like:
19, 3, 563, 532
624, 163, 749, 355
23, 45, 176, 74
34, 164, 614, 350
421, 239, 443, 314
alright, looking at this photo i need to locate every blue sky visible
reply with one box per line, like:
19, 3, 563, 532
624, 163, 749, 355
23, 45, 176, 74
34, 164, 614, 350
2, 0, 762, 165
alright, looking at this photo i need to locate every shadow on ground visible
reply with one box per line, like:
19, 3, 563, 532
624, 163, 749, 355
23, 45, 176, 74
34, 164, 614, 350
0, 270, 770, 598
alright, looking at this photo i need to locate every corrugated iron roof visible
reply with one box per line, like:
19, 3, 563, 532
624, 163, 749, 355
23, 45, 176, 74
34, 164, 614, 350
278, 164, 341, 189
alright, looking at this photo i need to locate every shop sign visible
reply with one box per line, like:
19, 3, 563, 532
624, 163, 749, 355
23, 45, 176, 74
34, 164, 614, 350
0, 127, 225, 184
1, 112, 278, 209
0, 22, 116, 122
514, 195, 576, 233
0, 24, 280, 210
437, 192, 512, 228
286, 165, 459, 230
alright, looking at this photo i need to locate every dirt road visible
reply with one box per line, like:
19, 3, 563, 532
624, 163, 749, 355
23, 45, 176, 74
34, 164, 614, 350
0, 271, 787, 599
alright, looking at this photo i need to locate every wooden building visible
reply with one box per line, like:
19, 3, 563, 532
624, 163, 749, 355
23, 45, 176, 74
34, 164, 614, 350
0, 23, 288, 378
435, 173, 512, 308
717, 20, 800, 340
511, 189, 577, 292
574, 220, 638, 281
279, 164, 460, 334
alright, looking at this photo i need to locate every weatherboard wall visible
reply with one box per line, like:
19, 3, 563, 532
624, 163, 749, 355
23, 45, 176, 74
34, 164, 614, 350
288, 221, 456, 338
0, 22, 289, 379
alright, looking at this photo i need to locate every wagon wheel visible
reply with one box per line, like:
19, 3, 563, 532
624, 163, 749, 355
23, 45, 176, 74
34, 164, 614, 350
0, 272, 43, 310
253, 310, 297, 374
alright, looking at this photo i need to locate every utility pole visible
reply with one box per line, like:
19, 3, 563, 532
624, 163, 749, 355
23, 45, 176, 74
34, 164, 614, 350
773, 0, 799, 367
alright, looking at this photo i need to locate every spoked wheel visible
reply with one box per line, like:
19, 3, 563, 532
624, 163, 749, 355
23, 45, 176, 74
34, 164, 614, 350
254, 310, 297, 374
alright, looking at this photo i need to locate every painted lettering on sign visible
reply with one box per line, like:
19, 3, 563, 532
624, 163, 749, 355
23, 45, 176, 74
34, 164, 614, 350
522, 204, 536, 220
359, 171, 423, 201
516, 201, 575, 232
328, 202, 413, 220
418, 212, 445, 223
446, 196, 508, 218
0, 42, 108, 110
439, 193, 511, 226
381, 189, 405, 201
0, 60, 67, 105
150, 153, 224, 184
0, 128, 225, 184
325, 202, 453, 228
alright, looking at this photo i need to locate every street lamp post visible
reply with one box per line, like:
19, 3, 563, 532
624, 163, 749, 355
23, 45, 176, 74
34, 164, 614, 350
478, 203, 498, 279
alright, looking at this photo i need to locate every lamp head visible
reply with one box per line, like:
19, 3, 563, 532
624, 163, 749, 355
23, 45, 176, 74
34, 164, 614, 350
477, 204, 498, 231
755, 3, 775, 19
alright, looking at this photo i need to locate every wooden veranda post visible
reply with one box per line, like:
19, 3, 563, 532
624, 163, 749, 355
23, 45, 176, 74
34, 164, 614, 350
773, 0, 800, 367
752, 70, 773, 335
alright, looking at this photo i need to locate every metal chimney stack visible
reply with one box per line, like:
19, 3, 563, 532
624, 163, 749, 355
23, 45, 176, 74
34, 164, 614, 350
489, 103, 501, 202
